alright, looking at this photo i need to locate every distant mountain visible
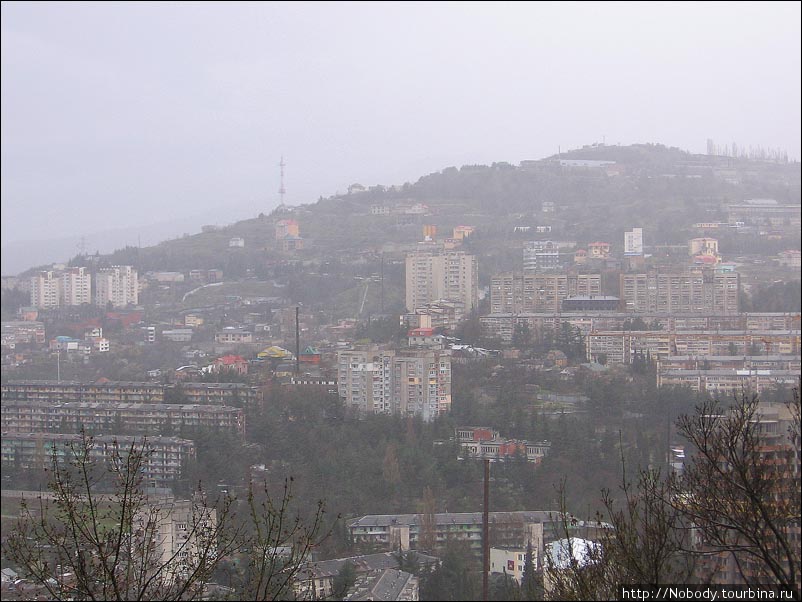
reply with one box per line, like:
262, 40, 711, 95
13, 143, 800, 278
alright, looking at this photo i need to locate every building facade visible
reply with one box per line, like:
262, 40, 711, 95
1, 401, 245, 435
490, 273, 602, 314
405, 250, 477, 313
1, 433, 195, 485
337, 348, 451, 421
620, 270, 739, 314
95, 265, 138, 308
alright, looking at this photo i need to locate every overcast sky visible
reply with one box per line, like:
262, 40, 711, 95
2, 1, 800, 266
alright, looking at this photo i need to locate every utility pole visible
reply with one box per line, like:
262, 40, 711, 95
482, 458, 490, 601
295, 306, 300, 376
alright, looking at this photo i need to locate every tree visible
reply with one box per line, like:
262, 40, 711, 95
3, 431, 236, 601
3, 431, 335, 601
229, 477, 332, 601
418, 486, 438, 553
521, 541, 538, 600
549, 389, 801, 599
331, 560, 357, 600
669, 391, 801, 595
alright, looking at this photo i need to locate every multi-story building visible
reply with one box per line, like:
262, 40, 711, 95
30, 271, 61, 309
692, 401, 800, 587
95, 265, 138, 308
658, 355, 801, 373
214, 328, 253, 344
337, 348, 451, 421
689, 237, 719, 258
624, 227, 643, 255
656, 369, 800, 395
402, 299, 465, 333
490, 273, 602, 313
1, 401, 245, 435
586, 330, 801, 365
523, 240, 561, 272
133, 499, 217, 580
480, 312, 801, 344
620, 270, 739, 314
1, 380, 258, 406
60, 267, 92, 305
727, 200, 802, 231
0, 433, 195, 485
405, 250, 477, 313
349, 511, 555, 557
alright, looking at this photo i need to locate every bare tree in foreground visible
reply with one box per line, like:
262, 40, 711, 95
3, 431, 333, 601
547, 389, 800, 600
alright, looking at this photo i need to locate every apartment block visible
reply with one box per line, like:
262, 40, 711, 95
1, 380, 258, 406
349, 511, 553, 557
620, 270, 739, 314
490, 272, 602, 313
337, 348, 451, 421
95, 265, 138, 308
624, 227, 643, 255
1, 401, 245, 435
405, 250, 477, 313
656, 369, 800, 395
586, 330, 801, 365
133, 499, 217, 580
401, 299, 465, 333
0, 433, 195, 484
30, 271, 61, 309
657, 355, 801, 373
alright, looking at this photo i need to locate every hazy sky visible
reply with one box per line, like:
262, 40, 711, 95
2, 1, 800, 254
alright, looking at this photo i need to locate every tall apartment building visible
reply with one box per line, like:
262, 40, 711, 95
95, 265, 138, 308
61, 267, 92, 305
490, 272, 602, 313
30, 271, 61, 309
523, 241, 562, 272
337, 348, 451, 421
620, 270, 739, 314
624, 227, 643, 255
405, 250, 477, 313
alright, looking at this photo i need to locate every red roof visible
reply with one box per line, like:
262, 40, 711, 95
409, 327, 435, 337
215, 354, 247, 365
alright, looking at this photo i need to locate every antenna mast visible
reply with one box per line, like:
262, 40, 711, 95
278, 156, 286, 205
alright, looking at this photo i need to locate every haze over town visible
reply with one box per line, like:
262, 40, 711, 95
2, 1, 800, 273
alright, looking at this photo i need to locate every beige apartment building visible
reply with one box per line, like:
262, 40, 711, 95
95, 265, 138, 307
337, 347, 451, 421
405, 250, 477, 313
490, 272, 602, 313
620, 270, 739, 314
1, 401, 245, 435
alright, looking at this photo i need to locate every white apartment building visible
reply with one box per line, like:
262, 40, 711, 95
405, 250, 477, 313
30, 271, 61, 309
624, 227, 643, 255
337, 348, 451, 421
95, 265, 138, 307
133, 499, 217, 581
61, 267, 92, 305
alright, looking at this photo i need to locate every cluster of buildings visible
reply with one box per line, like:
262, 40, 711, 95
456, 426, 551, 463
0, 380, 257, 484
29, 265, 138, 309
